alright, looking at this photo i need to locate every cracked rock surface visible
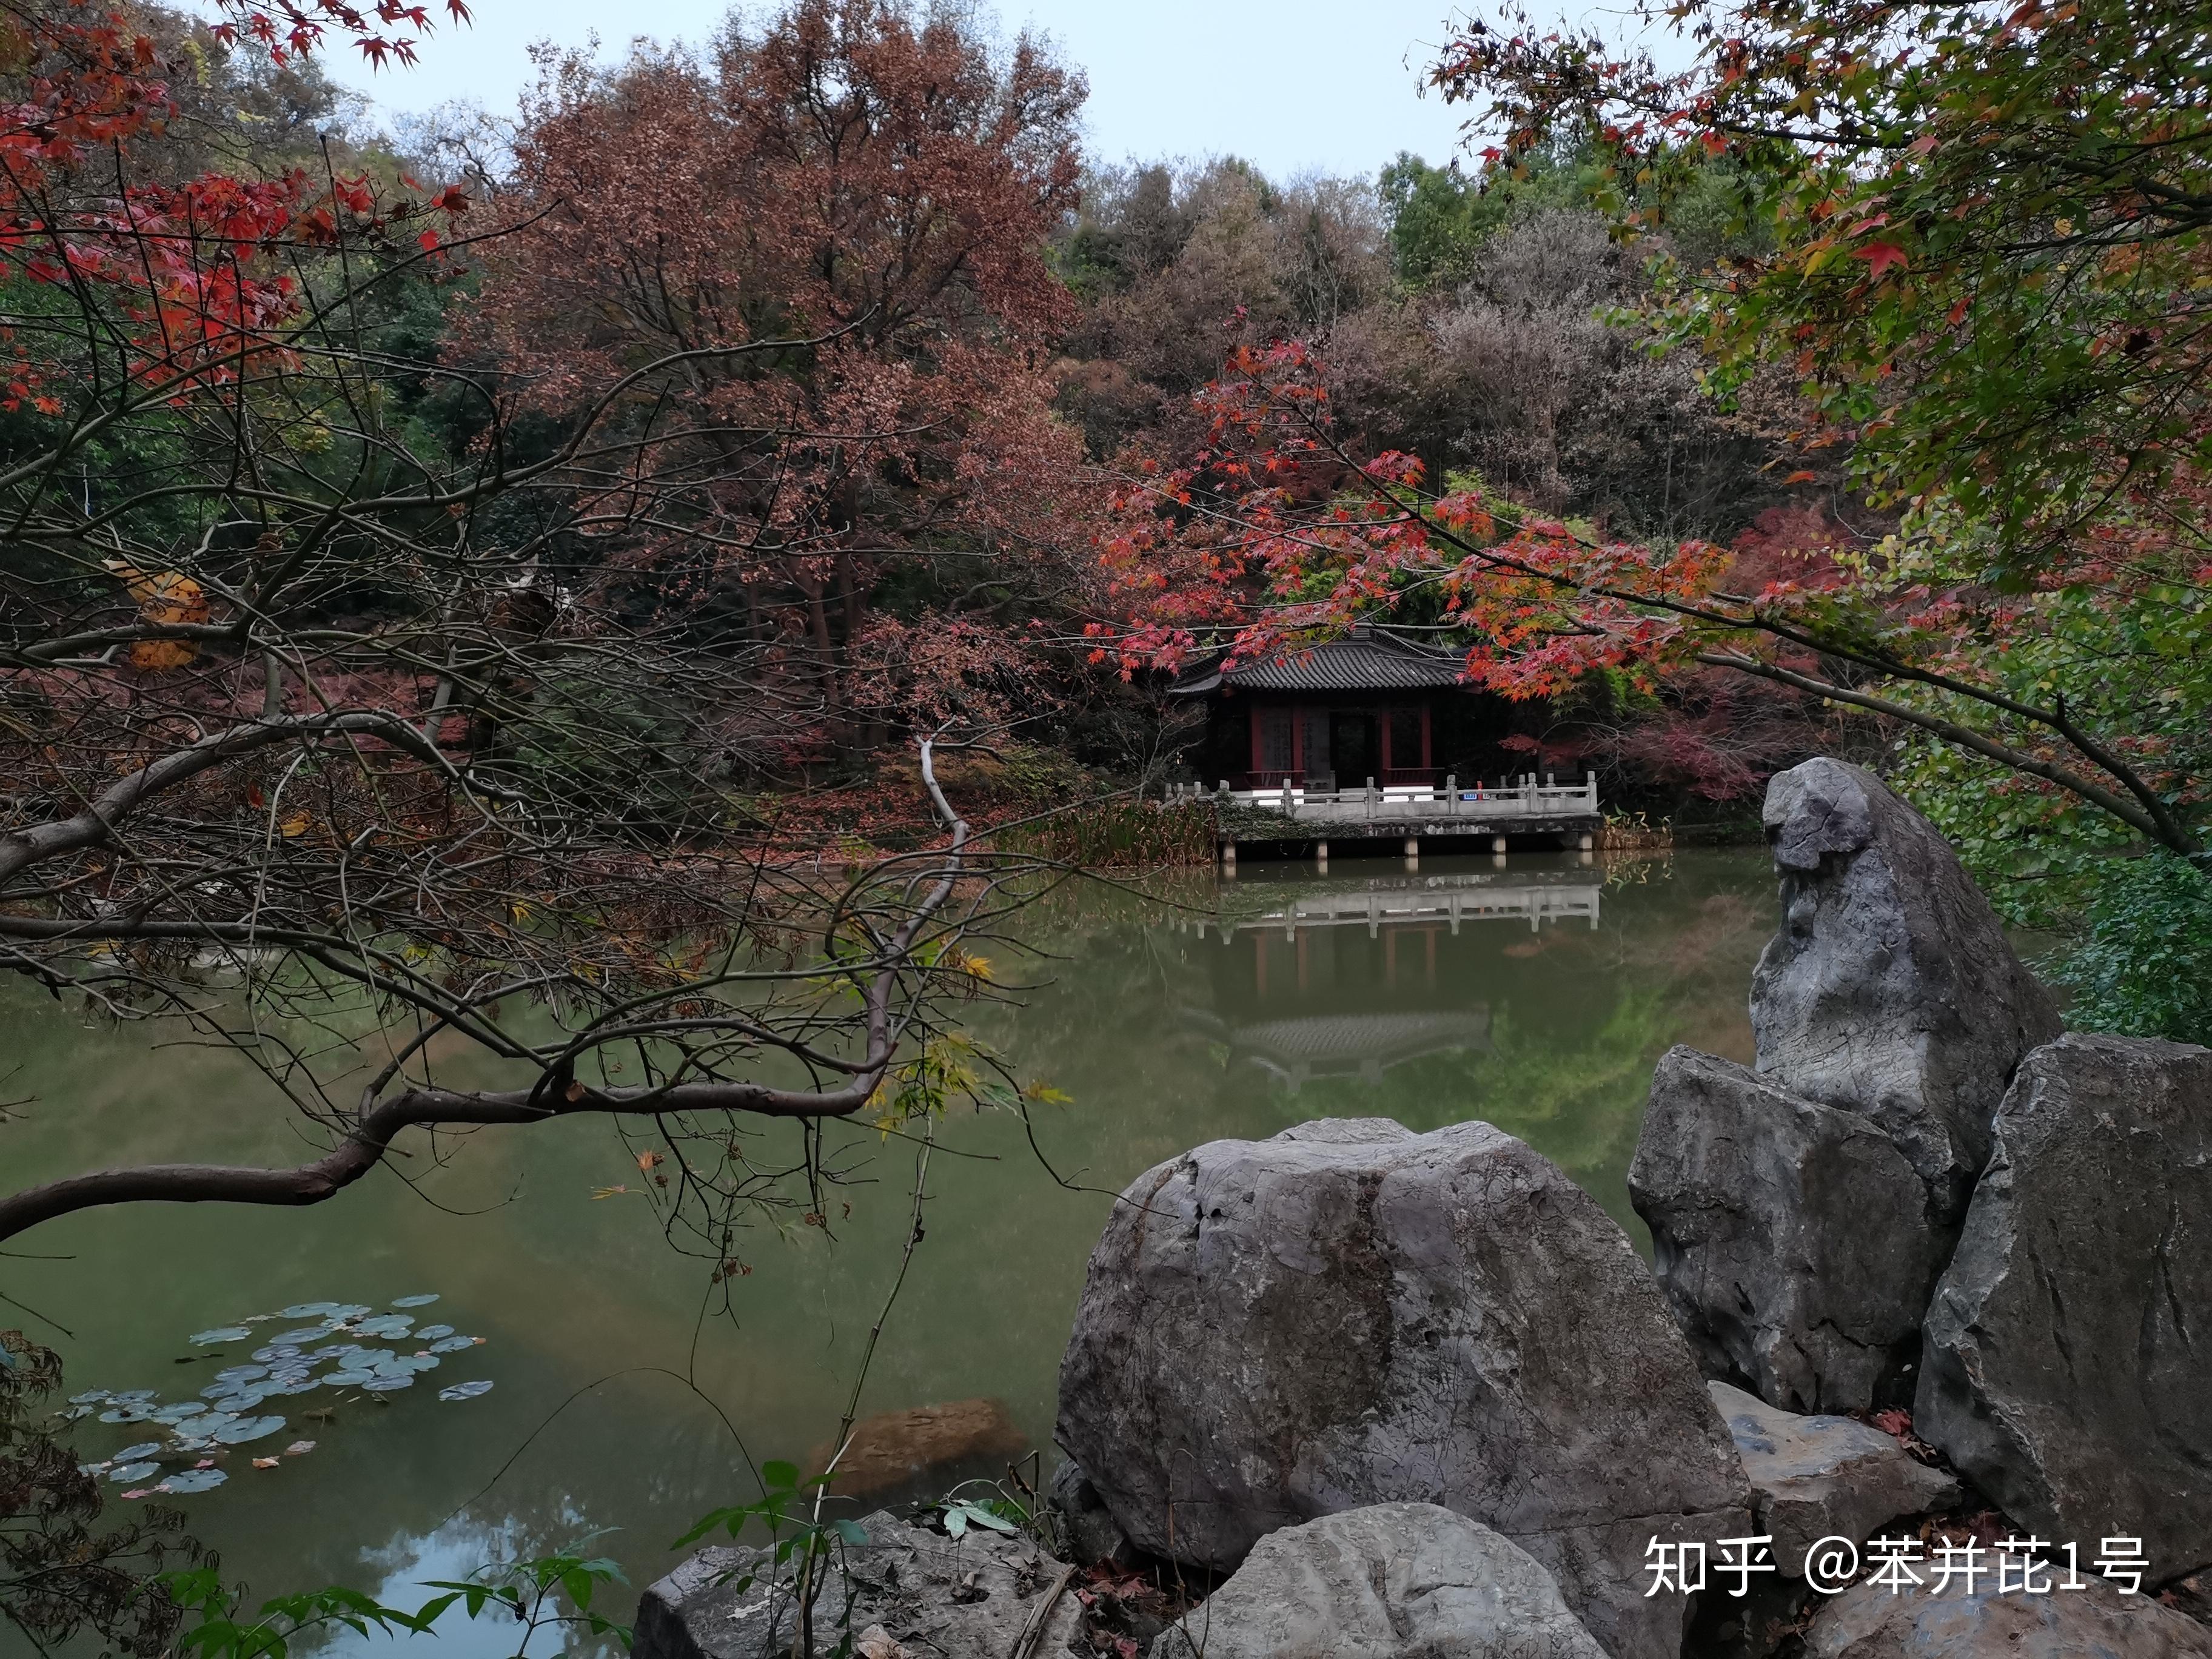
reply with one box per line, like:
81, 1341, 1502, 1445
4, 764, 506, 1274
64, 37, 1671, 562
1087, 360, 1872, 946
1150, 1502, 1607, 1659
1054, 1117, 1752, 1659
1631, 1048, 1951, 1411
1802, 1567, 2212, 1657
1708, 1381, 1960, 1576
630, 1511, 1079, 1659
1752, 758, 2060, 1223
1917, 1033, 2212, 1584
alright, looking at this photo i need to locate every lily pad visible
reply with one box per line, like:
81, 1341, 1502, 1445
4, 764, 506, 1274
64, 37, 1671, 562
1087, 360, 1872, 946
362, 1376, 414, 1393
389, 1295, 440, 1309
250, 1345, 303, 1364
326, 1305, 373, 1321
115, 1442, 163, 1461
264, 1376, 322, 1396
427, 1336, 478, 1355
272, 1323, 337, 1344
69, 1389, 112, 1406
152, 1402, 209, 1423
280, 1302, 342, 1319
109, 1461, 162, 1484
112, 1390, 156, 1404
353, 1315, 414, 1339
98, 1406, 153, 1424
414, 1324, 455, 1342
324, 1370, 378, 1388
159, 1469, 228, 1494
190, 1327, 252, 1346
437, 1380, 495, 1402
212, 1415, 286, 1444
214, 1364, 269, 1384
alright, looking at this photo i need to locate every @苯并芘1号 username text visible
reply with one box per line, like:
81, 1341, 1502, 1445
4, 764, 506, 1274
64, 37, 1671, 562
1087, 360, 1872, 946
1643, 1534, 2154, 1598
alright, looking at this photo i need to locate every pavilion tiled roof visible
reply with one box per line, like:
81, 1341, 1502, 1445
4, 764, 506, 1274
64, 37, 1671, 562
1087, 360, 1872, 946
1172, 629, 1467, 694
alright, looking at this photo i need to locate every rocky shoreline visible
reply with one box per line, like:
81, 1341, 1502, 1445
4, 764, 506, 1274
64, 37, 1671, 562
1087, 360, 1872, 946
637, 760, 2212, 1658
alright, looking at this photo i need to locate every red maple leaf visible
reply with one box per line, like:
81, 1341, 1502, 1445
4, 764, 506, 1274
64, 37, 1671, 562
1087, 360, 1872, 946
1853, 240, 1909, 278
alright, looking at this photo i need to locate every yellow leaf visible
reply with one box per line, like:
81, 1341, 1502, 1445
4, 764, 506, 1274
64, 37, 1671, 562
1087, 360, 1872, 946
278, 814, 310, 837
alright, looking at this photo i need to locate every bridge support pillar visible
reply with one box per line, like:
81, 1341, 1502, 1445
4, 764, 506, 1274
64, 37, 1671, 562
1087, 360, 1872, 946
1221, 840, 1237, 875
1403, 836, 1418, 868
1578, 831, 1594, 850
1315, 840, 1329, 871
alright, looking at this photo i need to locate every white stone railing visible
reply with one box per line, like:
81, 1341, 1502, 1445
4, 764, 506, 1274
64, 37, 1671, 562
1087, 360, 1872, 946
1167, 773, 1600, 822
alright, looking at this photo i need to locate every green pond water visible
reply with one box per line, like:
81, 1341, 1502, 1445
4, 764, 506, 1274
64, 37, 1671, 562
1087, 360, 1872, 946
4, 847, 1775, 1652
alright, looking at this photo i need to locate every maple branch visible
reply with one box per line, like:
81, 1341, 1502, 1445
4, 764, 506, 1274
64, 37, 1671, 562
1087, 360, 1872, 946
0, 741, 971, 1245
1696, 651, 2190, 852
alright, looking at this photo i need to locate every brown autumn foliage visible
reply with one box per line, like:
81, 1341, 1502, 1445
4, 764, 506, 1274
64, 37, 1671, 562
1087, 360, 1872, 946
464, 0, 1097, 745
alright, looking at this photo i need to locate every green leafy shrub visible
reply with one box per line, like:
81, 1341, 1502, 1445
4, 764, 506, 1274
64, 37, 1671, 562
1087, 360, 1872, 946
2049, 853, 2212, 1044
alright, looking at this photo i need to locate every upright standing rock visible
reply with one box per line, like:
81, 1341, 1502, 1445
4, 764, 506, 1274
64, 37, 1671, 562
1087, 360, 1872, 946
1752, 758, 2061, 1221
1055, 1118, 1752, 1659
1632, 759, 2063, 1412
1917, 1033, 2212, 1583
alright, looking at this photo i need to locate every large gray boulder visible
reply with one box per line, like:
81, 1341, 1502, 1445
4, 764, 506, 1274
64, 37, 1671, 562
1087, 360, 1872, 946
1801, 1567, 2212, 1656
1150, 1503, 1607, 1659
1917, 1033, 2212, 1584
1752, 759, 2061, 1221
1055, 1118, 1753, 1659
1631, 1048, 1950, 1411
631, 1510, 1079, 1659
1709, 1381, 1959, 1577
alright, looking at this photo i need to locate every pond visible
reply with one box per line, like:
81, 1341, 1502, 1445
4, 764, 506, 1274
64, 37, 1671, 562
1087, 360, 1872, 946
4, 846, 1775, 1652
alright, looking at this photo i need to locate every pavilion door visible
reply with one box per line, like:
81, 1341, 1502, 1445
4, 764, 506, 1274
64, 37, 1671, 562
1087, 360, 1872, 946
1330, 712, 1377, 786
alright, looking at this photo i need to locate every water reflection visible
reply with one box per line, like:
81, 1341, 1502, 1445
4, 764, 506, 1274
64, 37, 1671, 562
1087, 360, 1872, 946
1173, 869, 1610, 1090
0, 849, 1775, 1648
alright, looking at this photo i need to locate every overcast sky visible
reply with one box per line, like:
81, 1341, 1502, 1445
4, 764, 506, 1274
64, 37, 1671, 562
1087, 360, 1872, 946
323, 1, 1484, 180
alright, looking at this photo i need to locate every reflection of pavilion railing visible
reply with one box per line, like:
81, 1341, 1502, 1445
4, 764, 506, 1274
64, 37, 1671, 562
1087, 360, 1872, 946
1181, 874, 1603, 936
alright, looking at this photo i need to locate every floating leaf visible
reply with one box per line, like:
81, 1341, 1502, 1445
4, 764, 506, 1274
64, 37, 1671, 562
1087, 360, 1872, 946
114, 1442, 163, 1461
353, 1315, 414, 1339
251, 1345, 303, 1363
152, 1402, 208, 1423
98, 1406, 153, 1424
272, 1324, 336, 1344
279, 1303, 341, 1319
264, 1376, 322, 1396
389, 1295, 439, 1309
284, 1440, 317, 1456
427, 1336, 477, 1355
159, 1469, 228, 1493
212, 1415, 286, 1444
252, 1457, 280, 1470
190, 1327, 252, 1346
415, 1325, 455, 1342
120, 1488, 155, 1500
109, 1461, 162, 1483
324, 1371, 377, 1388
326, 1305, 373, 1321
215, 1365, 269, 1385
112, 1390, 156, 1404
437, 1380, 494, 1403
363, 1376, 413, 1393
69, 1390, 112, 1406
